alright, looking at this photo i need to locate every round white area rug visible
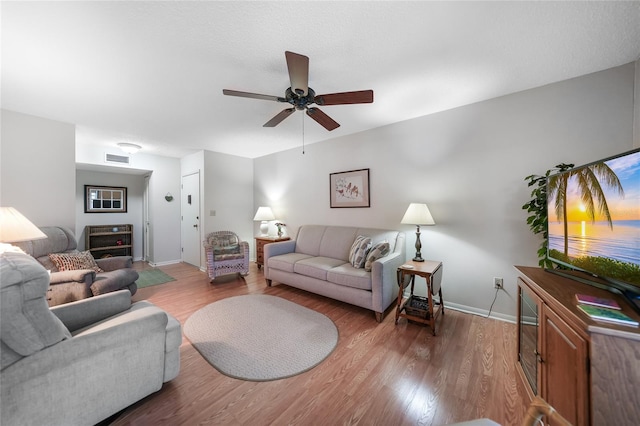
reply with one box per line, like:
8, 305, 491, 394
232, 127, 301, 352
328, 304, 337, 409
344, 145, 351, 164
184, 294, 338, 381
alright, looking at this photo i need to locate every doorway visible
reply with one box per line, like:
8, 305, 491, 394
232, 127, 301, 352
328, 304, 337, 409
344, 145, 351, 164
181, 172, 201, 267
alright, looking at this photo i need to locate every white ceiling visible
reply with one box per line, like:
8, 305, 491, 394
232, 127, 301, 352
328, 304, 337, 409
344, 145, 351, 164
2, 1, 640, 159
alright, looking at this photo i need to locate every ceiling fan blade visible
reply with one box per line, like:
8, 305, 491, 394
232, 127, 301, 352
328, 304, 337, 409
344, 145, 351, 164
306, 107, 340, 131
285, 51, 309, 97
314, 90, 374, 106
223, 89, 283, 102
263, 108, 296, 127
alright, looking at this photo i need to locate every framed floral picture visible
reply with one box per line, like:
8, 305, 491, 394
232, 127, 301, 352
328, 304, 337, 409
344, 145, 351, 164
329, 168, 370, 208
84, 185, 128, 213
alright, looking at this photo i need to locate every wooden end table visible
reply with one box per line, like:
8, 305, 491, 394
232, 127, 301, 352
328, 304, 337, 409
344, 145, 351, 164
255, 236, 290, 269
395, 260, 444, 335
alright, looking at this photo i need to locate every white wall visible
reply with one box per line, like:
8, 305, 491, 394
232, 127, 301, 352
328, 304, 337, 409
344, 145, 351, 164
203, 150, 254, 247
76, 145, 182, 265
75, 170, 145, 260
1, 110, 76, 229
254, 63, 636, 320
145, 155, 182, 265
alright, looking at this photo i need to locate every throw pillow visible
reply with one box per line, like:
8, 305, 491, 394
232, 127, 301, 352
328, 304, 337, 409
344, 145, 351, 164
349, 235, 371, 269
49, 251, 103, 273
364, 241, 391, 272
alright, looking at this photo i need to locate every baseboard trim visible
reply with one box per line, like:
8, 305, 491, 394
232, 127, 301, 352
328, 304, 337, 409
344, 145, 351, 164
445, 302, 516, 324
147, 259, 182, 267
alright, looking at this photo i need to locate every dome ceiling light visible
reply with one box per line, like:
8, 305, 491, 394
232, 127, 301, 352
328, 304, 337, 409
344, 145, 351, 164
117, 142, 142, 154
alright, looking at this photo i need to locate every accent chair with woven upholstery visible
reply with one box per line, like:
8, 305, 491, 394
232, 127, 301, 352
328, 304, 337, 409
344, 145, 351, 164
15, 226, 138, 306
204, 231, 249, 281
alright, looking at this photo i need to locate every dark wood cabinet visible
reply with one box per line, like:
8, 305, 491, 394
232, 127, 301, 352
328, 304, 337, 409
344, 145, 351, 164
85, 224, 133, 258
541, 303, 588, 425
516, 266, 640, 425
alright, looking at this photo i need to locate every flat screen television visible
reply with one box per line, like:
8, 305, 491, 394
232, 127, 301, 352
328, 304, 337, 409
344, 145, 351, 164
546, 147, 640, 314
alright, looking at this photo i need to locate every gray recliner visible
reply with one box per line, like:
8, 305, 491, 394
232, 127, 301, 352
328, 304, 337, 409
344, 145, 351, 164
15, 226, 138, 306
0, 251, 181, 425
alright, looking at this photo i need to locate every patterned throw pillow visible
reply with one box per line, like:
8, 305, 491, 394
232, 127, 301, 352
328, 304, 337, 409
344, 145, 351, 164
364, 242, 391, 272
48, 251, 103, 273
349, 235, 371, 268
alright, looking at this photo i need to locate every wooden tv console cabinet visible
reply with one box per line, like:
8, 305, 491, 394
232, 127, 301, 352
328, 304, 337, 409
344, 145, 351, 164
515, 266, 640, 425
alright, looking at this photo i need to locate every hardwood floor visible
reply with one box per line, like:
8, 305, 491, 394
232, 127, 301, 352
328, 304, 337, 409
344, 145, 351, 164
110, 262, 528, 425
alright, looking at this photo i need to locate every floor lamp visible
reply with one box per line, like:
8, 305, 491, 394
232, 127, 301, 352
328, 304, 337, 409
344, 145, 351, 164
0, 207, 47, 253
400, 203, 435, 262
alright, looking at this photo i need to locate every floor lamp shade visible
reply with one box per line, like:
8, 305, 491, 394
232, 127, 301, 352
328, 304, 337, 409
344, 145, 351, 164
400, 203, 435, 262
0, 207, 46, 243
0, 207, 46, 253
253, 207, 275, 236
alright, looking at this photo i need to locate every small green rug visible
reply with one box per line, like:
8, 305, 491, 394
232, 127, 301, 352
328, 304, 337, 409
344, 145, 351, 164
136, 269, 176, 288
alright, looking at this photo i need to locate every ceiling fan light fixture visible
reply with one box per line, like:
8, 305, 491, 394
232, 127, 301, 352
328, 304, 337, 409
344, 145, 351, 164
118, 142, 142, 154
222, 51, 373, 131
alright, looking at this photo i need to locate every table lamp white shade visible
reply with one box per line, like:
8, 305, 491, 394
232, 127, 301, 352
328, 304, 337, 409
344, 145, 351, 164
400, 203, 435, 262
0, 207, 46, 253
253, 206, 275, 236
400, 203, 435, 226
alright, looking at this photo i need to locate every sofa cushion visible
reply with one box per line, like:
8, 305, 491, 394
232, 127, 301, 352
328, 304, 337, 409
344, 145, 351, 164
318, 227, 358, 260
294, 225, 327, 256
327, 264, 372, 290
349, 235, 371, 268
0, 252, 72, 370
212, 253, 244, 261
268, 253, 313, 273
364, 242, 391, 272
49, 251, 103, 273
294, 257, 347, 281
213, 245, 240, 256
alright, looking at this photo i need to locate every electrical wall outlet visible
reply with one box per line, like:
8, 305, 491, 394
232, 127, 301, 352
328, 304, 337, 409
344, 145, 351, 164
494, 277, 504, 289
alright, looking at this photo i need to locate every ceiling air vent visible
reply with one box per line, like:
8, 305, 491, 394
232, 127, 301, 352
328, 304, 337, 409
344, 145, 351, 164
105, 153, 131, 165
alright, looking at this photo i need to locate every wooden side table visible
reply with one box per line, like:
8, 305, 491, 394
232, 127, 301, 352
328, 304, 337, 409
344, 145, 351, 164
255, 236, 290, 269
395, 260, 444, 335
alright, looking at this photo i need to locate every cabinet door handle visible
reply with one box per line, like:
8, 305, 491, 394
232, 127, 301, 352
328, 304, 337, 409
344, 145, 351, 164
535, 351, 544, 363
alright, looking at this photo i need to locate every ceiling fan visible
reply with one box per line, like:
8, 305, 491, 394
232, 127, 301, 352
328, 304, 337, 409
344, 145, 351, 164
223, 51, 373, 131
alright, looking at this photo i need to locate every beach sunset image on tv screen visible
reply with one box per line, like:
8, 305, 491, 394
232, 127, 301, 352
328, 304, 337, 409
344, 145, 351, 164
547, 149, 640, 287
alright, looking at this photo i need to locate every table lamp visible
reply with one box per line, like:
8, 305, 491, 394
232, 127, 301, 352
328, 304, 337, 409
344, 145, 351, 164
253, 206, 275, 236
400, 203, 435, 262
0, 207, 47, 253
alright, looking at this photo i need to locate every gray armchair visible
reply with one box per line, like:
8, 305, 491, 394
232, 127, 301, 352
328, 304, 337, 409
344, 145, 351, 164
15, 226, 138, 306
0, 251, 180, 425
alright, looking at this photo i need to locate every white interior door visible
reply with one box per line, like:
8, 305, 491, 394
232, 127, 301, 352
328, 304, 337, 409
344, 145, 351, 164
181, 172, 201, 267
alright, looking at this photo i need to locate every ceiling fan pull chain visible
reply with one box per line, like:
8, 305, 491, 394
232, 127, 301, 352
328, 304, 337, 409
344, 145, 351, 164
302, 112, 305, 155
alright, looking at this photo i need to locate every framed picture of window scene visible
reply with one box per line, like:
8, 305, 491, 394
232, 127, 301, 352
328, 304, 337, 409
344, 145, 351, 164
84, 185, 128, 213
329, 168, 370, 208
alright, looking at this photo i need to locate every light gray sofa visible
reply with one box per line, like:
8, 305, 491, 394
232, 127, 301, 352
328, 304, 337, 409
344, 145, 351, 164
264, 225, 406, 322
15, 226, 138, 306
0, 252, 181, 426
